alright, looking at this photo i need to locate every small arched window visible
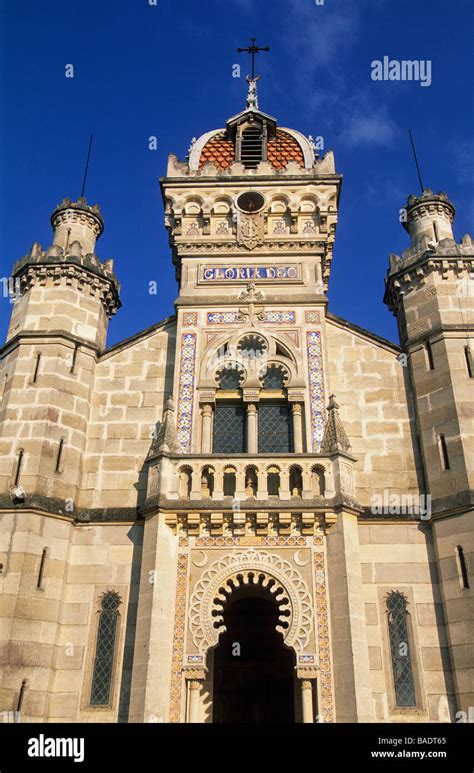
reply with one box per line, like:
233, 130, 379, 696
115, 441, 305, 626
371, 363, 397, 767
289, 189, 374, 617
267, 466, 281, 497
245, 466, 258, 497
386, 591, 416, 707
290, 467, 303, 497
217, 367, 242, 390
90, 591, 121, 706
311, 466, 326, 497
223, 468, 237, 497
261, 365, 288, 389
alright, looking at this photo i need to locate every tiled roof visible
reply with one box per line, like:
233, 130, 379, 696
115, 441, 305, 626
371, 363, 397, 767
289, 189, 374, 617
268, 131, 305, 169
199, 132, 234, 170
198, 129, 305, 170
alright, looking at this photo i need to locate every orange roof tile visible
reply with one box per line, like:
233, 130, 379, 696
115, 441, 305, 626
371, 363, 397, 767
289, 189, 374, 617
198, 129, 305, 171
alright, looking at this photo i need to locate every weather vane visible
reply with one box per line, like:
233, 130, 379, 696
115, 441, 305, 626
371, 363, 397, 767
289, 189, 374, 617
237, 37, 270, 80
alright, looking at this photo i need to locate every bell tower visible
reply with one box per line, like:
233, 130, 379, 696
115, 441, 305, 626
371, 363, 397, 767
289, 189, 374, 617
161, 74, 342, 458
132, 68, 376, 725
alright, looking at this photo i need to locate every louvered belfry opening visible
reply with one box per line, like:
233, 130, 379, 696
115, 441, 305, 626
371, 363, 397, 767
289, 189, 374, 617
241, 126, 263, 168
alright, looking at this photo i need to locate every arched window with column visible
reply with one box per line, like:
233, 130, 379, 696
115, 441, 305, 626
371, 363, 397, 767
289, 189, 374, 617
212, 364, 246, 454
258, 362, 293, 453
90, 591, 121, 707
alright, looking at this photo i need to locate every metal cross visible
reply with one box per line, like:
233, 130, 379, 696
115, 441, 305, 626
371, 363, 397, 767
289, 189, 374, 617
237, 37, 270, 80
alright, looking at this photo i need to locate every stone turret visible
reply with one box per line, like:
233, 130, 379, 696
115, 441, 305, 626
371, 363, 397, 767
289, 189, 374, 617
7, 198, 120, 349
0, 196, 122, 510
403, 189, 455, 251
51, 197, 104, 255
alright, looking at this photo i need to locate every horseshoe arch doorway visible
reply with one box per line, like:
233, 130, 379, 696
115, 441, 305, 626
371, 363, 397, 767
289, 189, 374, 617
210, 578, 297, 723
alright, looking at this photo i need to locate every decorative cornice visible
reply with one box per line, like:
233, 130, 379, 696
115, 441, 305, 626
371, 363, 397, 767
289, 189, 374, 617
384, 243, 474, 313
11, 246, 121, 318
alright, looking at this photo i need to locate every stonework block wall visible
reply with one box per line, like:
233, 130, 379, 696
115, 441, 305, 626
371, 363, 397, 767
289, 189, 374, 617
325, 319, 422, 506
0, 339, 96, 503
359, 522, 456, 722
432, 513, 474, 713
7, 283, 109, 350
0, 511, 140, 722
78, 322, 175, 511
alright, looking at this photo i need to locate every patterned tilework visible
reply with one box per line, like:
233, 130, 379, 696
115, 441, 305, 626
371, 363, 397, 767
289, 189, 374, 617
306, 331, 325, 451
264, 310, 296, 324
182, 312, 198, 326
176, 333, 197, 453
198, 129, 304, 171
207, 311, 239, 325
314, 551, 334, 722
169, 553, 189, 723
207, 310, 296, 325
195, 536, 307, 547
305, 310, 321, 324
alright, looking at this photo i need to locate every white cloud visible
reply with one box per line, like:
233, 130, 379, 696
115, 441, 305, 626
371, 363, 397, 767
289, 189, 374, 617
342, 109, 397, 147
276, 0, 398, 148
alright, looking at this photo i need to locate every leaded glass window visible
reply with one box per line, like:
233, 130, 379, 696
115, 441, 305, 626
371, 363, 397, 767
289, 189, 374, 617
217, 367, 242, 390
386, 591, 416, 707
90, 591, 121, 706
261, 366, 286, 389
213, 404, 246, 453
258, 404, 292, 453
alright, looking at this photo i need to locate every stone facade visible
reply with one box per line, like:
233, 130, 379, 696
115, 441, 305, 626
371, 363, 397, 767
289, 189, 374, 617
0, 84, 472, 723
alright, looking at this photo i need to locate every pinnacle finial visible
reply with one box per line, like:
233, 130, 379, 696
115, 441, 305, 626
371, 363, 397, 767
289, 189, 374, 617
320, 394, 351, 454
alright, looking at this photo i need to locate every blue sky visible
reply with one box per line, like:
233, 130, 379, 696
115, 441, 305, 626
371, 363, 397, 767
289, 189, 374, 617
0, 0, 472, 347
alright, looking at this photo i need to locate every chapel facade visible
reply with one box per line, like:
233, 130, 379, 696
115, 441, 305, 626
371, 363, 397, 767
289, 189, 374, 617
0, 79, 473, 724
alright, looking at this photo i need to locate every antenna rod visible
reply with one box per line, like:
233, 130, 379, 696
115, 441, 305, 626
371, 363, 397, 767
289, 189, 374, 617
408, 128, 424, 194
80, 133, 94, 198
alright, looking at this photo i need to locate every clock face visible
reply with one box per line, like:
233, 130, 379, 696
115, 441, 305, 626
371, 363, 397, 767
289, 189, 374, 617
236, 191, 265, 213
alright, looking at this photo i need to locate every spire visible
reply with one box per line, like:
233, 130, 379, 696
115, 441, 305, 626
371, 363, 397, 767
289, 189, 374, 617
320, 395, 351, 454
237, 37, 270, 111
150, 396, 181, 456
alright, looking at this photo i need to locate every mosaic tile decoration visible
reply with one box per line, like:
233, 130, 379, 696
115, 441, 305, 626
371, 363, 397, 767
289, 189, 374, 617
176, 333, 197, 453
264, 310, 296, 324
182, 312, 198, 326
306, 331, 325, 451
314, 551, 334, 722
305, 310, 321, 324
207, 310, 296, 325
195, 536, 307, 547
207, 311, 240, 325
169, 553, 188, 723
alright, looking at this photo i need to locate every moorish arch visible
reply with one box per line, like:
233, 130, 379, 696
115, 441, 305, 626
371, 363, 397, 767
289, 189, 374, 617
188, 550, 313, 655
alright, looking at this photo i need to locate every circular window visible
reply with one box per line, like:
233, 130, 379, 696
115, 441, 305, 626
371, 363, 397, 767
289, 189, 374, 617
236, 191, 265, 214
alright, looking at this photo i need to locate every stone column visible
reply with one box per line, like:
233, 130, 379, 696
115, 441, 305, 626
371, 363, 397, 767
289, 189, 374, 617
201, 404, 213, 453
247, 403, 257, 454
188, 680, 202, 723
292, 403, 304, 453
184, 668, 207, 723
300, 680, 314, 723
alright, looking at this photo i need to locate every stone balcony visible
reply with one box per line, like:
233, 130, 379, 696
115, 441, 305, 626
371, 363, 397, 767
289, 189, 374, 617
145, 451, 359, 513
